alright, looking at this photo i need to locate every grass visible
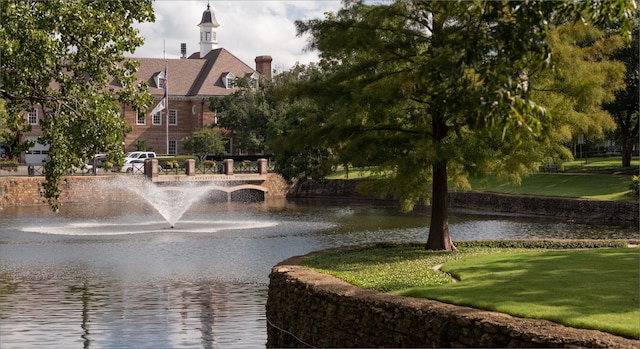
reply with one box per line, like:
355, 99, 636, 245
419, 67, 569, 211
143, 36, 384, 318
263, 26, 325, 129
327, 157, 639, 201
326, 166, 389, 180
466, 174, 635, 201
302, 244, 640, 339
562, 157, 640, 175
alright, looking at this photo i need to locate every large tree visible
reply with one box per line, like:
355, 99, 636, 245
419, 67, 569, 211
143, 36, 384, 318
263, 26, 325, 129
604, 8, 640, 167
530, 23, 627, 162
181, 127, 226, 164
288, 0, 634, 250
210, 65, 335, 180
210, 77, 276, 154
0, 0, 155, 209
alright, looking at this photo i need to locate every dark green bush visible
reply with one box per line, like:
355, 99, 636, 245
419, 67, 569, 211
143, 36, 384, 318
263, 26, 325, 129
454, 239, 628, 249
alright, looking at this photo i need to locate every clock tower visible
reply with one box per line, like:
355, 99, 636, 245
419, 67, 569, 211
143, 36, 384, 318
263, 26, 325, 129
198, 3, 220, 58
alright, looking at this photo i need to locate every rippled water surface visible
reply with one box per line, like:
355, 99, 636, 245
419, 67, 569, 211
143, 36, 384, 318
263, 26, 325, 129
0, 199, 635, 348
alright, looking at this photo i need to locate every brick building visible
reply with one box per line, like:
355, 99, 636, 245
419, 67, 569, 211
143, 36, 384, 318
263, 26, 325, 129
17, 4, 272, 162
118, 3, 272, 156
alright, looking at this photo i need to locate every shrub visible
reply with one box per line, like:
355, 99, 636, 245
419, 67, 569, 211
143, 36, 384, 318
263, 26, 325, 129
0, 159, 19, 171
203, 160, 217, 170
454, 239, 628, 249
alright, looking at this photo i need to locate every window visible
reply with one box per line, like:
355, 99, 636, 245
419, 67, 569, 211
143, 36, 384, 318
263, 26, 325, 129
205, 31, 211, 41
168, 109, 177, 125
153, 111, 161, 125
168, 140, 177, 155
249, 72, 259, 90
223, 72, 235, 89
136, 112, 145, 125
27, 109, 38, 125
154, 71, 166, 89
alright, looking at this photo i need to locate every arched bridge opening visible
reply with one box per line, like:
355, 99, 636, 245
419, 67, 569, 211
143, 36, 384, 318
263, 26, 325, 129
201, 185, 267, 203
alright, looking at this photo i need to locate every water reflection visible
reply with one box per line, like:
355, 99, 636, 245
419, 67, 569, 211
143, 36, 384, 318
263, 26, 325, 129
0, 200, 636, 348
1, 276, 266, 348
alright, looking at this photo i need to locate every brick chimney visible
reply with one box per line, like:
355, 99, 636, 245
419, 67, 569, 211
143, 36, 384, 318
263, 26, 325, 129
255, 55, 273, 80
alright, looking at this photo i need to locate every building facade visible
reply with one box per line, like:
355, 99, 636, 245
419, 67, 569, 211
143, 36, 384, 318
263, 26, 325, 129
17, 4, 272, 162
118, 3, 272, 156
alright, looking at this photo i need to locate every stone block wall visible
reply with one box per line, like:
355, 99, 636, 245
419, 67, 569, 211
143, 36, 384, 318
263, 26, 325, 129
0, 176, 136, 206
263, 173, 289, 198
267, 254, 639, 348
0, 177, 46, 205
290, 179, 639, 226
448, 191, 638, 226
0, 174, 288, 206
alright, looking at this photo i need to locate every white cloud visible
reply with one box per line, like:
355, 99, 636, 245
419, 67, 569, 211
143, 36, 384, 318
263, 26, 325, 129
131, 1, 342, 71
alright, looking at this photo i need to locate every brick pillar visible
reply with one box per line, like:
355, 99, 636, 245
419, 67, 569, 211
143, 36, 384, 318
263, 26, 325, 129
224, 159, 234, 175
258, 158, 268, 175
185, 159, 196, 176
145, 159, 158, 179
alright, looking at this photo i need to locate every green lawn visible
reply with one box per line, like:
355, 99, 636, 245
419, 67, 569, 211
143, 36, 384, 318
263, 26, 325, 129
562, 157, 639, 175
327, 157, 638, 201
467, 173, 635, 201
302, 244, 640, 339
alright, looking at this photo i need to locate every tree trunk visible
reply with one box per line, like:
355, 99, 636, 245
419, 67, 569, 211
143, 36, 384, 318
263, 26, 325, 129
622, 135, 632, 168
618, 111, 639, 168
426, 160, 456, 251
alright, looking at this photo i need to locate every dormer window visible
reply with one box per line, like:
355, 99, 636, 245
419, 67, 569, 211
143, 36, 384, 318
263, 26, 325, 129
248, 72, 259, 90
154, 71, 167, 89
222, 72, 235, 89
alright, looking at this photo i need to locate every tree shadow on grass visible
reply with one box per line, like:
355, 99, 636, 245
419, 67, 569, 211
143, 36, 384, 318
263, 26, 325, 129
400, 248, 639, 338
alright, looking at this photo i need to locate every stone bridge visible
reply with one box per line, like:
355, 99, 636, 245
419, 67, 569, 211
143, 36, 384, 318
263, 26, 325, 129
145, 159, 287, 201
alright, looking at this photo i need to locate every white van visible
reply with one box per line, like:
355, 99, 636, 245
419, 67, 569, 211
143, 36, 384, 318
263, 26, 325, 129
123, 151, 156, 163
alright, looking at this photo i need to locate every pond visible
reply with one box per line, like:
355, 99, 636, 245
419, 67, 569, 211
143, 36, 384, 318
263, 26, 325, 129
0, 199, 635, 348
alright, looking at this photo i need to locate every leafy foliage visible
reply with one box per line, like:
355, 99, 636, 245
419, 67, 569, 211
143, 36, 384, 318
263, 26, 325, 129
604, 8, 640, 167
630, 175, 640, 198
0, 0, 155, 209
181, 127, 226, 164
0, 99, 33, 159
286, 0, 635, 250
210, 77, 274, 153
210, 63, 334, 180
530, 22, 626, 162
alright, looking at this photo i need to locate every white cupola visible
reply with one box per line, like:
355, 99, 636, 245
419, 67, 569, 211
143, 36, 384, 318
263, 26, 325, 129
198, 3, 220, 58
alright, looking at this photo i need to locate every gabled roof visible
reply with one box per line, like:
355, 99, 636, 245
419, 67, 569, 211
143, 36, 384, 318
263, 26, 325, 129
113, 48, 257, 98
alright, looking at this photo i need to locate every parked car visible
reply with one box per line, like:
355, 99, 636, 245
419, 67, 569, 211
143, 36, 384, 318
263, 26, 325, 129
119, 159, 162, 174
123, 151, 156, 162
85, 154, 108, 168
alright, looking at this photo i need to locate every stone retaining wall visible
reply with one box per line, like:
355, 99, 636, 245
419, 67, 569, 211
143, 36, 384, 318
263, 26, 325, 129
0, 174, 289, 206
448, 191, 637, 226
290, 179, 639, 226
267, 253, 639, 348
0, 176, 129, 206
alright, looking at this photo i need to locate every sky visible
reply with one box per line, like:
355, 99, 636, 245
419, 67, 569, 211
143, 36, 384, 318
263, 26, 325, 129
131, 0, 344, 72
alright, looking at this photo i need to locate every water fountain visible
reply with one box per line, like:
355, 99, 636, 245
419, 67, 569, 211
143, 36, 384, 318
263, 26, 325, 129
99, 176, 241, 229
109, 177, 216, 228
